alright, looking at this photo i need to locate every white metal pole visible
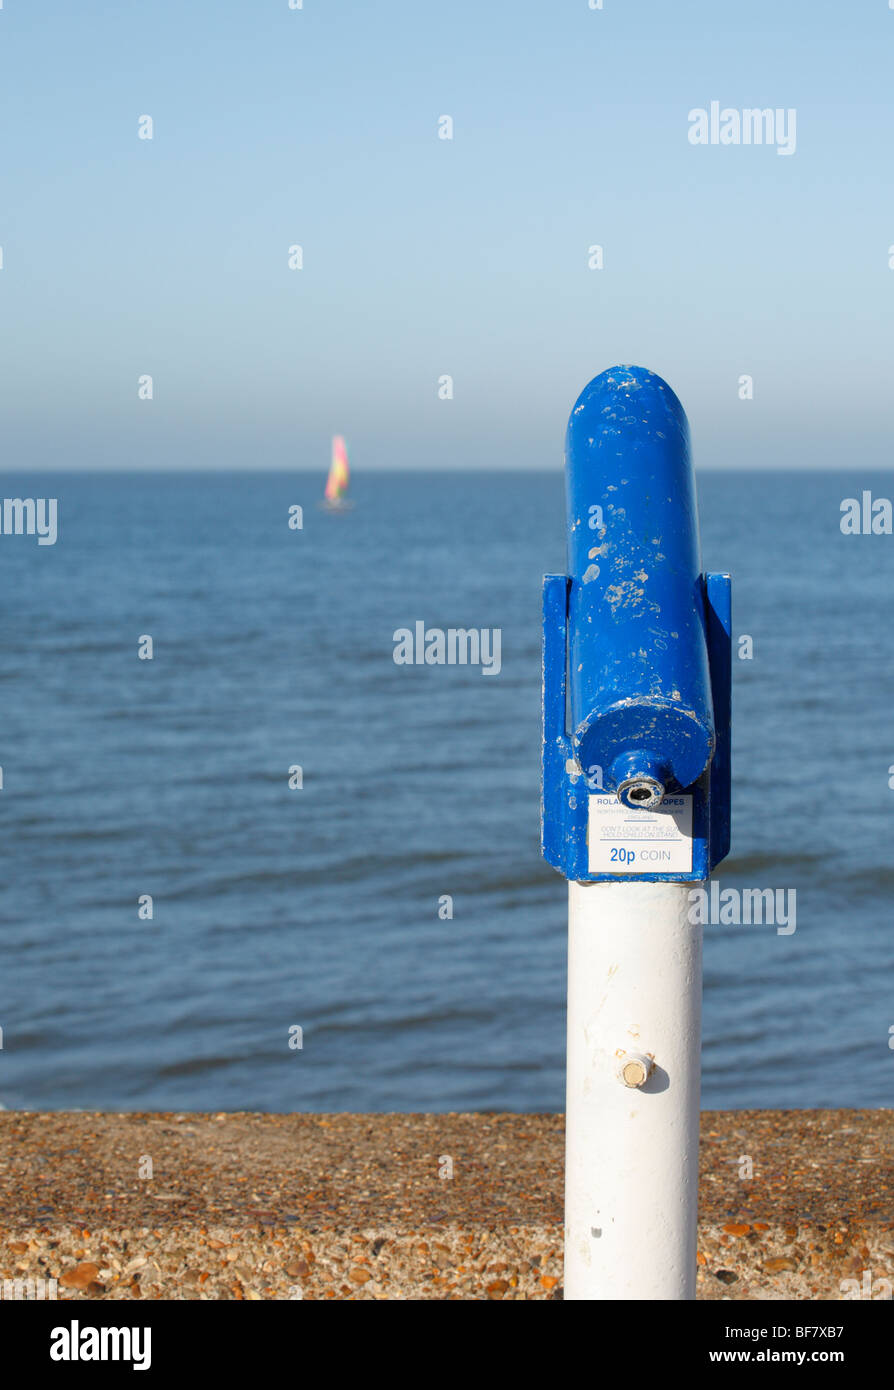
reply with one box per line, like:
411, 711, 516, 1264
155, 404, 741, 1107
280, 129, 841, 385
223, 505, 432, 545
564, 878, 703, 1300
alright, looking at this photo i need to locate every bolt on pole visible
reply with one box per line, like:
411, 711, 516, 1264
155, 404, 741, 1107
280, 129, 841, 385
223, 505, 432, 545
541, 365, 731, 1300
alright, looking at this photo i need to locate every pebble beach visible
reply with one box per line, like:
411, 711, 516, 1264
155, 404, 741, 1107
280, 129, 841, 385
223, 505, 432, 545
0, 1110, 890, 1300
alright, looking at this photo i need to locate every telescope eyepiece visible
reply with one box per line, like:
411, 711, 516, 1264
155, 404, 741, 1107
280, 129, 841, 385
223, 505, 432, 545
617, 776, 665, 811
610, 750, 668, 810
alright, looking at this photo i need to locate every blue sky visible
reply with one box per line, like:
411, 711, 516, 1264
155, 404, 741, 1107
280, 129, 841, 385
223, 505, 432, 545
1, 0, 892, 469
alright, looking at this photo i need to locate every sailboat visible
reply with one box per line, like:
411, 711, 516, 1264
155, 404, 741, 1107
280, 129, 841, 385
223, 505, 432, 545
319, 435, 354, 511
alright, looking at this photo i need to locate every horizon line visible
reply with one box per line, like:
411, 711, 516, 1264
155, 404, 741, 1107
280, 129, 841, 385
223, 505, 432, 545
0, 464, 886, 476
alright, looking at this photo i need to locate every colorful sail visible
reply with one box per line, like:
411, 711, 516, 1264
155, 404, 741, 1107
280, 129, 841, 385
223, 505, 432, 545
325, 436, 350, 501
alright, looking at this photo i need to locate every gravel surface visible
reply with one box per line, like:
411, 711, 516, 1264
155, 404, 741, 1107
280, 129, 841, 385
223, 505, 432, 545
0, 1110, 890, 1300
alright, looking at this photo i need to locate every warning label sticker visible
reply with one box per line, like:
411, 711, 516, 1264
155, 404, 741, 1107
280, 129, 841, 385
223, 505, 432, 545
587, 794, 693, 875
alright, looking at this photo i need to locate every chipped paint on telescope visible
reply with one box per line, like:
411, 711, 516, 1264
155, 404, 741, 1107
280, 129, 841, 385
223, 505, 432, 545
567, 366, 713, 792
541, 365, 731, 882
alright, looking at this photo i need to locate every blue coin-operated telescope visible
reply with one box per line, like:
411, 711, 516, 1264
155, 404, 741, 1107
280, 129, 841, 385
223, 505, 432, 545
542, 365, 731, 883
